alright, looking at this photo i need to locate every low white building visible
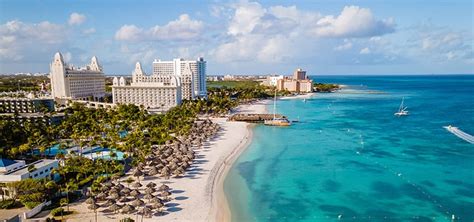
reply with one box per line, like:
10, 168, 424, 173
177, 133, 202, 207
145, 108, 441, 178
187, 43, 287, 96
112, 62, 182, 112
262, 75, 284, 87
0, 158, 59, 198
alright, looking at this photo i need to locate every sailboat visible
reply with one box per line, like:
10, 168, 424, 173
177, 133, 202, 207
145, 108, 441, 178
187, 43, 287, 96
264, 90, 291, 126
394, 98, 408, 116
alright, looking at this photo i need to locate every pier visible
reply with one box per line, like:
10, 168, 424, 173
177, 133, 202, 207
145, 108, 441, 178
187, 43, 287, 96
228, 113, 286, 123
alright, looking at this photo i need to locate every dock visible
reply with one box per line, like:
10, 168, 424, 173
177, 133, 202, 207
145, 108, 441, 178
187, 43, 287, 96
228, 113, 286, 123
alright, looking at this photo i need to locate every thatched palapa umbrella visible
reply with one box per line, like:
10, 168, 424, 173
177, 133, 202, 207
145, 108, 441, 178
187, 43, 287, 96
159, 184, 170, 191
85, 197, 95, 204
144, 193, 154, 202
87, 203, 100, 210
131, 181, 142, 188
130, 189, 141, 197
102, 199, 116, 207
150, 197, 163, 204
108, 203, 122, 213
146, 182, 157, 188
121, 204, 135, 214
108, 192, 120, 200
145, 187, 155, 194
131, 199, 144, 207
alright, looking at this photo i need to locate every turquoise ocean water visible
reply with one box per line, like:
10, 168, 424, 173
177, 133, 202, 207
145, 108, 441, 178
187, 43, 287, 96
224, 75, 474, 222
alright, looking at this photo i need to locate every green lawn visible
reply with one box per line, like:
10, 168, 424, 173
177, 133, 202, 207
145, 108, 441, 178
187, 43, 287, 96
207, 80, 260, 89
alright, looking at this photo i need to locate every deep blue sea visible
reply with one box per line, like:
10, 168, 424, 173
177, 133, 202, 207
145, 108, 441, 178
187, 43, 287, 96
224, 75, 474, 222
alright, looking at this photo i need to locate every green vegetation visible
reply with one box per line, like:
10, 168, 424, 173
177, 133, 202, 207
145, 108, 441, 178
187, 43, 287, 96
313, 83, 340, 92
50, 207, 65, 216
0, 75, 48, 92
0, 199, 21, 209
206, 80, 260, 89
4, 178, 57, 209
0, 80, 277, 211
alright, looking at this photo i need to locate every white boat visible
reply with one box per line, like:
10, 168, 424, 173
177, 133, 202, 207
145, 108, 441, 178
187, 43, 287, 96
264, 89, 291, 126
394, 98, 408, 116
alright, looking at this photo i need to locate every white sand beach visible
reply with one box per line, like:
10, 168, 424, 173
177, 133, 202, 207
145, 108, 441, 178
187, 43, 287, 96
280, 93, 315, 100
57, 101, 267, 222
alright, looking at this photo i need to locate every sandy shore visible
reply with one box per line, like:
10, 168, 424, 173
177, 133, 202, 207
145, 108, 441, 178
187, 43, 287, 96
280, 92, 315, 100
54, 101, 267, 222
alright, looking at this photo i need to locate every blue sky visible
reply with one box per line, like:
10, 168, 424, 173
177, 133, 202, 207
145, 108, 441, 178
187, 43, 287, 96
0, 0, 472, 75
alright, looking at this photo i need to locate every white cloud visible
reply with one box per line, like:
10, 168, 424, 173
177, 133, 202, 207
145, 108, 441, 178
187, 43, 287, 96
115, 25, 143, 41
415, 25, 472, 62
360, 47, 371, 54
63, 52, 72, 62
334, 39, 353, 51
227, 2, 266, 36
115, 14, 204, 41
83, 28, 96, 34
68, 13, 86, 26
212, 2, 396, 64
312, 6, 395, 38
0, 20, 66, 61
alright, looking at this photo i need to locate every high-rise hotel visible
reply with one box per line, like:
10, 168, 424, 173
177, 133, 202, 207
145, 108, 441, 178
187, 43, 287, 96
49, 52, 105, 101
112, 57, 207, 111
152, 58, 207, 100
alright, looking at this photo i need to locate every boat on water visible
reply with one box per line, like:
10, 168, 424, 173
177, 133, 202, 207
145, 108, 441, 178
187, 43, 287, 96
394, 97, 409, 116
264, 90, 291, 126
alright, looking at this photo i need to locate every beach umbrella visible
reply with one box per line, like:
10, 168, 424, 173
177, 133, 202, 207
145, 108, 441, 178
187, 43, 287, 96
148, 167, 159, 176
146, 182, 157, 188
131, 199, 144, 207
130, 189, 141, 197
145, 187, 155, 194
115, 183, 125, 189
150, 197, 163, 204
85, 197, 95, 204
109, 187, 120, 193
121, 204, 135, 214
160, 191, 172, 199
151, 202, 164, 210
143, 193, 154, 201
119, 196, 129, 203
100, 186, 110, 192
131, 181, 142, 188
102, 199, 116, 207
96, 192, 107, 201
139, 206, 153, 218
108, 203, 122, 213
158, 184, 169, 191
121, 187, 131, 195
87, 203, 100, 210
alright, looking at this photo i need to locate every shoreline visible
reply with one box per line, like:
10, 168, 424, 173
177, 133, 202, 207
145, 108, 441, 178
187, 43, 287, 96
279, 92, 315, 100
51, 101, 268, 222
210, 123, 253, 222
211, 100, 269, 222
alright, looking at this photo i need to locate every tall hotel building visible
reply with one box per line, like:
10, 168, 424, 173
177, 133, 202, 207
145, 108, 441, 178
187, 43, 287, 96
152, 58, 207, 100
277, 68, 313, 93
112, 62, 182, 111
49, 52, 105, 101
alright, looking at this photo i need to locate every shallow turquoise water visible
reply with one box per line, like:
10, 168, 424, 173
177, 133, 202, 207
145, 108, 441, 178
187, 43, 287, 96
224, 75, 474, 222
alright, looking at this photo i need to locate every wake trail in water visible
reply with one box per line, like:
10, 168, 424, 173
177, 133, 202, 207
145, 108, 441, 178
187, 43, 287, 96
444, 126, 474, 144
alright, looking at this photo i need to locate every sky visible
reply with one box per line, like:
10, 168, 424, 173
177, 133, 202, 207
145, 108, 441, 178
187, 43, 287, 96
0, 0, 473, 75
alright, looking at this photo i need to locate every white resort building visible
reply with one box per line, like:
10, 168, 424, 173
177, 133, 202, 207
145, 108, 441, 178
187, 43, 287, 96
112, 62, 182, 112
49, 52, 106, 101
152, 58, 207, 100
